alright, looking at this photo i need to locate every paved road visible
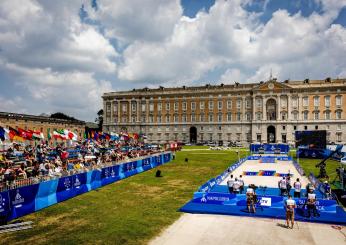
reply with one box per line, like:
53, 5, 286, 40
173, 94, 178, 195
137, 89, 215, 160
149, 214, 346, 245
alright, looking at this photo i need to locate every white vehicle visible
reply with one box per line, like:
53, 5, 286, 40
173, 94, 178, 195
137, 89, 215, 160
341, 156, 346, 165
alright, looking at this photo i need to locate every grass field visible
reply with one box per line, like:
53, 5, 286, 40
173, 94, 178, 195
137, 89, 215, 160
1, 149, 248, 245
1, 147, 342, 244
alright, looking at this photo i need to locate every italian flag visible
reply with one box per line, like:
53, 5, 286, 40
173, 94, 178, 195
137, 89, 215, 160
53, 129, 68, 140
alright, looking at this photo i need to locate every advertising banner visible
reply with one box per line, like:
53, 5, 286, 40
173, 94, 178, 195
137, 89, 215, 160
8, 184, 40, 220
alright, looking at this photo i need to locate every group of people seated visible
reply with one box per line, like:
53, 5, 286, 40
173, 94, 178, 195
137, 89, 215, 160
0, 139, 163, 190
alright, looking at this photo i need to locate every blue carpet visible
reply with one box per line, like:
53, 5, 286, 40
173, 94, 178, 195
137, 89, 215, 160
180, 191, 346, 225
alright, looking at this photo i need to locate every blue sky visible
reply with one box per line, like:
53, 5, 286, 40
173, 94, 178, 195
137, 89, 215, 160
0, 0, 345, 121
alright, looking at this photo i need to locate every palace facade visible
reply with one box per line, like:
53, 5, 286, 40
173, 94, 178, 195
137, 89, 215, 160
0, 112, 85, 140
102, 78, 346, 146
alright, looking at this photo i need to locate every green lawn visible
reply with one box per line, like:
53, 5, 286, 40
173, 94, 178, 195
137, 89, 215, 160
1, 149, 246, 245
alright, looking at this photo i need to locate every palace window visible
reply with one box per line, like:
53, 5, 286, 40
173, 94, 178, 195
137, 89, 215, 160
191, 114, 196, 122
336, 110, 342, 119
191, 102, 196, 110
303, 111, 308, 120
314, 111, 319, 120
336, 95, 342, 106
157, 103, 162, 111
236, 99, 242, 109
227, 100, 232, 109
200, 101, 205, 110
292, 111, 298, 120
227, 113, 232, 122
182, 114, 187, 122
157, 115, 162, 123
337, 133, 342, 142
218, 101, 223, 110
166, 102, 170, 111
313, 96, 320, 107
325, 111, 331, 120
174, 114, 178, 122
256, 112, 262, 120
209, 114, 213, 122
209, 101, 214, 110
237, 113, 241, 121
218, 113, 222, 122
182, 102, 187, 111
122, 103, 127, 112
131, 102, 137, 111
174, 102, 179, 111
246, 113, 251, 121
132, 116, 136, 123
149, 115, 154, 123
303, 97, 309, 107
141, 103, 146, 112
200, 113, 205, 122
324, 96, 330, 107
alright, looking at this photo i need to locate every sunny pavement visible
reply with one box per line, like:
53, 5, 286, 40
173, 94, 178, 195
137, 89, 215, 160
149, 213, 346, 245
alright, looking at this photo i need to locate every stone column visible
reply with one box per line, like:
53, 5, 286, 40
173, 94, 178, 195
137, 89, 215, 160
263, 97, 266, 121
277, 94, 281, 121
287, 94, 292, 121
252, 96, 256, 121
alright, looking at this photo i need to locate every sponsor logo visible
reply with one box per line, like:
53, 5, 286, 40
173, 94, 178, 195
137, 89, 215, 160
259, 197, 271, 207
74, 176, 81, 188
64, 178, 71, 190
201, 194, 207, 203
111, 169, 116, 177
12, 189, 24, 206
0, 194, 5, 212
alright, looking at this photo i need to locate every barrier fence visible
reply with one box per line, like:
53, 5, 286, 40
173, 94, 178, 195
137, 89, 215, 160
0, 152, 172, 222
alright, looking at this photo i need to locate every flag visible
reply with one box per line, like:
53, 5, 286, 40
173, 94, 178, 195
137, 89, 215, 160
0, 127, 5, 141
47, 128, 51, 141
28, 130, 44, 140
18, 128, 33, 140
9, 127, 24, 141
53, 129, 68, 140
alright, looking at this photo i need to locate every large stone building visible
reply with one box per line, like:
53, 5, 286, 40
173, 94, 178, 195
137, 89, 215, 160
0, 112, 85, 140
102, 78, 346, 146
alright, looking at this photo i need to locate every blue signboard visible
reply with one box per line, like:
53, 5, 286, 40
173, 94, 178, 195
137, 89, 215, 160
8, 184, 40, 220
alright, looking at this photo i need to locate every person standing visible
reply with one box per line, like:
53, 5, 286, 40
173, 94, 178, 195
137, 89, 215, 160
246, 185, 256, 213
233, 178, 241, 194
239, 175, 244, 194
285, 195, 297, 229
278, 177, 287, 196
306, 189, 319, 218
293, 178, 302, 198
286, 176, 292, 195
227, 175, 234, 194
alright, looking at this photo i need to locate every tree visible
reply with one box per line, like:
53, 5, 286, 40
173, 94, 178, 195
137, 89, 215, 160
95, 109, 103, 131
50, 112, 78, 121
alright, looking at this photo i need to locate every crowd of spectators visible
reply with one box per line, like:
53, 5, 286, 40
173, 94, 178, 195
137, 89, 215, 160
0, 139, 163, 191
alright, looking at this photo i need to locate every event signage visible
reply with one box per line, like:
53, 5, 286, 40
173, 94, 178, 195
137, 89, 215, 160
0, 152, 172, 222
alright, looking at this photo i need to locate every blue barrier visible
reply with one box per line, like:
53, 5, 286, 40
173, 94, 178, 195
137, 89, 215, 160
250, 144, 289, 154
0, 152, 172, 221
